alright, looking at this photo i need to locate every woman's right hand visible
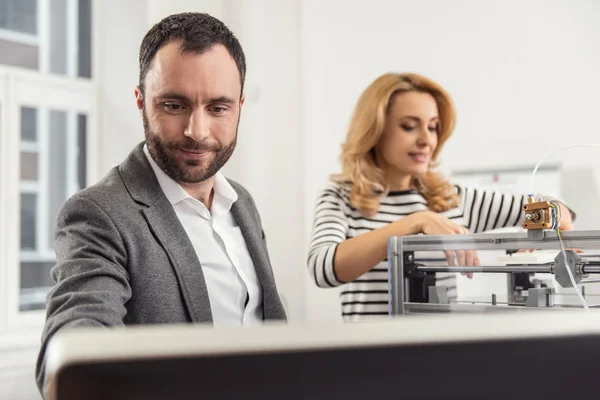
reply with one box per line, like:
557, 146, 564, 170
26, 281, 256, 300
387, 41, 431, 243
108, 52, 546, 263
403, 211, 481, 271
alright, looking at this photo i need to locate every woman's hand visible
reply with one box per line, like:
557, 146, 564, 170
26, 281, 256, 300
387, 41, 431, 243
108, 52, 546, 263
404, 211, 480, 277
556, 202, 574, 231
555, 202, 584, 252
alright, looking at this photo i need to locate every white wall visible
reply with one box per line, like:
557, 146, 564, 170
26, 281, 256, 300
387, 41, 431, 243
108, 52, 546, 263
301, 0, 600, 319
94, 0, 148, 174
147, 0, 226, 23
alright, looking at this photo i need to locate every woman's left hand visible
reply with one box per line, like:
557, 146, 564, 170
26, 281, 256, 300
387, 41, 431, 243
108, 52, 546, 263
557, 202, 574, 231
556, 202, 584, 252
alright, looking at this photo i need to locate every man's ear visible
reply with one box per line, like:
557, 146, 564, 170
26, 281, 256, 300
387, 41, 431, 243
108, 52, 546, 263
134, 86, 144, 114
240, 93, 246, 108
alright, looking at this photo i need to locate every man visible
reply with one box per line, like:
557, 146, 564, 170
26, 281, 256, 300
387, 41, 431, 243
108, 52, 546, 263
36, 12, 286, 394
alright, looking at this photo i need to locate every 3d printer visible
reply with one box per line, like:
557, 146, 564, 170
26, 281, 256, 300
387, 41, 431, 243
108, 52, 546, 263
387, 197, 600, 315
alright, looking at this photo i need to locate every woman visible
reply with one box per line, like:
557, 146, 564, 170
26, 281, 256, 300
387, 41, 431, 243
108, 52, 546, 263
307, 72, 573, 322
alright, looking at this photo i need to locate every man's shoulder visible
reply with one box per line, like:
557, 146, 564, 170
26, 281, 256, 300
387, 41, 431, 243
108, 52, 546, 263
65, 166, 130, 211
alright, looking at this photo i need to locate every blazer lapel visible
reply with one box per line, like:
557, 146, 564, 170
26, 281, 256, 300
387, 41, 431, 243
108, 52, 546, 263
142, 202, 213, 323
120, 142, 213, 323
231, 197, 284, 320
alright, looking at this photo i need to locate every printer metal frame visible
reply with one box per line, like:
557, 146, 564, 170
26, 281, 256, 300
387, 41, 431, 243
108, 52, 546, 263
388, 229, 600, 315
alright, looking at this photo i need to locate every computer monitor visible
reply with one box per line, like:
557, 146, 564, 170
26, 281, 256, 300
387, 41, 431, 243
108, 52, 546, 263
45, 311, 599, 400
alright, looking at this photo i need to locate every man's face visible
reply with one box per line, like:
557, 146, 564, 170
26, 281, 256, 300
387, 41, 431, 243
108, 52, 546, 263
135, 41, 244, 184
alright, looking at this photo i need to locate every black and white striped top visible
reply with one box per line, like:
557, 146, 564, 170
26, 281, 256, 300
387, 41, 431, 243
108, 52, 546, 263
307, 181, 528, 322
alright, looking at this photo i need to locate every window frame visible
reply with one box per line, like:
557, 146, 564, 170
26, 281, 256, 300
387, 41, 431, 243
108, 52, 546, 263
0, 28, 38, 46
0, 69, 9, 332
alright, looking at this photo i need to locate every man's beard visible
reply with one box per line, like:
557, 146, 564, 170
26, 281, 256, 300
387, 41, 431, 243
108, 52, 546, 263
143, 110, 237, 184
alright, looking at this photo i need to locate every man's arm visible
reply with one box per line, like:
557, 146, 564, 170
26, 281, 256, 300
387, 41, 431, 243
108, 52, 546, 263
36, 195, 132, 396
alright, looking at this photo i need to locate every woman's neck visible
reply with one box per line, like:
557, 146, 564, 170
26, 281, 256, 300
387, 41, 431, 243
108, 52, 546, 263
386, 172, 413, 191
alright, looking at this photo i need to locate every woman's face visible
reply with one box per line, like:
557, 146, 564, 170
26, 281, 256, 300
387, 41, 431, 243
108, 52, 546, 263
376, 91, 439, 178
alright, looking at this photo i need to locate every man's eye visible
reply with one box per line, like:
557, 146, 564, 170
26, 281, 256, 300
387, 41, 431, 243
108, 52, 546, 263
164, 103, 185, 112
211, 106, 226, 113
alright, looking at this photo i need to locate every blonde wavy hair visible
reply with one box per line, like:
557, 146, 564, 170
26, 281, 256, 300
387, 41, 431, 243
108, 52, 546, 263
332, 72, 459, 216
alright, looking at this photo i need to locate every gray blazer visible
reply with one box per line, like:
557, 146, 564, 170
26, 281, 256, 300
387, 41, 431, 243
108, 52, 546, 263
35, 142, 286, 392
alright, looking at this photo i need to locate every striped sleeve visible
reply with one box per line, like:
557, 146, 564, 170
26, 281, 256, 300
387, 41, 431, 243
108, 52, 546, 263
307, 184, 349, 288
458, 186, 527, 233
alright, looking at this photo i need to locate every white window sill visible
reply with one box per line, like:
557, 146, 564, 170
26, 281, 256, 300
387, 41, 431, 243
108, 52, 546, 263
0, 329, 42, 353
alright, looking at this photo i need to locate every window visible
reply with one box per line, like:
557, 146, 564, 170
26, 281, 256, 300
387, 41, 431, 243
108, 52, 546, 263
0, 0, 95, 330
0, 0, 92, 77
19, 107, 88, 312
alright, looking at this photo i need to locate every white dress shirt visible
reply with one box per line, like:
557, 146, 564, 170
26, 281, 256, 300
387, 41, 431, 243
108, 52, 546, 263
143, 145, 263, 326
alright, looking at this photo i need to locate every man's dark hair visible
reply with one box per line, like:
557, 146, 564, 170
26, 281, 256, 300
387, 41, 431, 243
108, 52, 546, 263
138, 12, 246, 96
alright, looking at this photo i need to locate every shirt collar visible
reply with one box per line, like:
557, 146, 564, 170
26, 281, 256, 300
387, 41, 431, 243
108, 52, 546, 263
143, 144, 238, 207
